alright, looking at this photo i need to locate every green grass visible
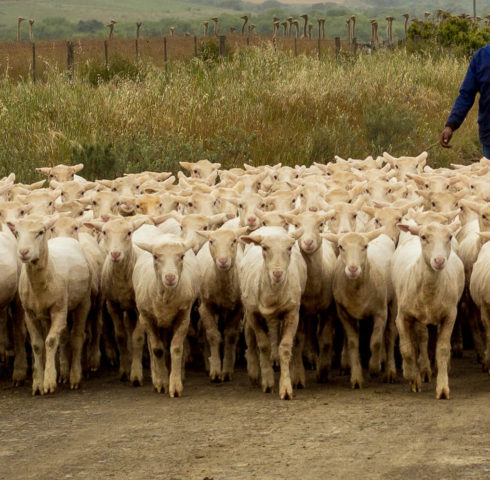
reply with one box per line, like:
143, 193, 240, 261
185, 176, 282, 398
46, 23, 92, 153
0, 45, 481, 183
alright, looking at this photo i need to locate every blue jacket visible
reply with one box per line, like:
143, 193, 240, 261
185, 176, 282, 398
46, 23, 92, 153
446, 44, 490, 145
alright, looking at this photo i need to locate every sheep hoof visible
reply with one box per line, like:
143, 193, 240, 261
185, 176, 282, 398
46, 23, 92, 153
70, 382, 80, 390
248, 375, 260, 386
421, 371, 432, 383
220, 372, 232, 382
436, 386, 450, 400
262, 385, 273, 394
339, 367, 350, 376
410, 379, 422, 393
279, 384, 293, 400
316, 369, 329, 383
132, 379, 143, 387
383, 370, 397, 384
210, 375, 221, 383
119, 372, 129, 382
351, 381, 362, 390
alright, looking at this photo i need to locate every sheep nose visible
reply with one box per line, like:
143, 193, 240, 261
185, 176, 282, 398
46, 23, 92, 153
309, 206, 318, 212
19, 248, 30, 259
272, 270, 283, 281
433, 257, 446, 269
111, 251, 121, 261
247, 217, 257, 226
101, 215, 110, 222
165, 273, 176, 284
218, 258, 228, 267
304, 239, 314, 248
348, 266, 358, 275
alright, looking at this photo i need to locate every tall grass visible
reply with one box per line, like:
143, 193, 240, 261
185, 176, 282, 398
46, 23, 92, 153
0, 45, 479, 183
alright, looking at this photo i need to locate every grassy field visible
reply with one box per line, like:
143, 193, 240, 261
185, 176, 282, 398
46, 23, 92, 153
0, 44, 480, 183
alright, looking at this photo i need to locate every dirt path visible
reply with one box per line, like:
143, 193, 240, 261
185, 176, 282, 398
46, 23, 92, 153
1, 355, 490, 480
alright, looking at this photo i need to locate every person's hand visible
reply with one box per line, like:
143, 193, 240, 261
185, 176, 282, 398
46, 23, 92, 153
440, 126, 453, 148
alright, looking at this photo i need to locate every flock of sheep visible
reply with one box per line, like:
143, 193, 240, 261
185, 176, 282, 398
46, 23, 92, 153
0, 154, 489, 400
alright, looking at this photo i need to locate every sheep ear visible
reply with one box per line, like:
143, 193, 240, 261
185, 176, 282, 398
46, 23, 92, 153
321, 232, 338, 244
383, 152, 397, 165
416, 190, 431, 200
479, 231, 490, 242
179, 161, 192, 171
83, 182, 96, 192
36, 167, 51, 176
195, 230, 212, 240
6, 221, 16, 235
460, 199, 481, 212
448, 220, 461, 234
222, 196, 239, 207
49, 180, 60, 189
72, 163, 84, 173
83, 221, 104, 232
135, 241, 153, 253
364, 227, 385, 242
416, 152, 428, 166
397, 223, 421, 236
405, 173, 424, 185
29, 179, 46, 190
240, 235, 262, 246
153, 213, 180, 226
43, 215, 59, 230
362, 206, 376, 216
131, 218, 148, 231
279, 213, 297, 224
0, 183, 12, 196
209, 213, 228, 226
290, 228, 304, 241
442, 209, 460, 222
235, 227, 250, 237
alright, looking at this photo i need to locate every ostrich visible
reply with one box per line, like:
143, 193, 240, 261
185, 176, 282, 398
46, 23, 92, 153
281, 21, 288, 36
436, 9, 444, 24
318, 18, 326, 39
212, 17, 219, 36
346, 18, 351, 44
287, 17, 293, 36
424, 11, 431, 23
292, 20, 300, 38
170, 26, 175, 37
240, 15, 248, 35
107, 19, 116, 40
351, 15, 357, 40
17, 17, 25, 42
29, 19, 34, 42
300, 14, 308, 38
136, 22, 142, 40
369, 19, 379, 46
386, 16, 394, 46
273, 21, 280, 38
203, 21, 209, 36
402, 13, 409, 41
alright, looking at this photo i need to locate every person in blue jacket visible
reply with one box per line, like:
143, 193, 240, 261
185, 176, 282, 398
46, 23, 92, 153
440, 44, 490, 157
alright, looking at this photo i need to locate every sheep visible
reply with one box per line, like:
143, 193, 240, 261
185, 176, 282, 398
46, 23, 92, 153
239, 227, 307, 400
7, 216, 92, 394
132, 234, 199, 397
283, 211, 337, 382
393, 220, 464, 399
36, 163, 85, 183
322, 229, 393, 388
196, 226, 248, 381
180, 159, 221, 179
86, 217, 147, 383
469, 232, 490, 373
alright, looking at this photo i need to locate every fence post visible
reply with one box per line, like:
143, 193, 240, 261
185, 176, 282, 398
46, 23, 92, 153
136, 22, 141, 62
335, 37, 341, 57
104, 39, 109, 69
163, 36, 167, 71
317, 36, 321, 59
219, 35, 226, 57
352, 37, 357, 54
294, 37, 297, 56
194, 35, 198, 57
31, 42, 36, 82
67, 41, 74, 81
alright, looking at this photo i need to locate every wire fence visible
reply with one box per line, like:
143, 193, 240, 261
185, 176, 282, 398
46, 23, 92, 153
0, 34, 363, 82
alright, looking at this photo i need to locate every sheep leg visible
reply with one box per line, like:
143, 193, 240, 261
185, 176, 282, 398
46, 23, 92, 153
317, 311, 334, 383
269, 319, 280, 368
199, 302, 222, 382
369, 310, 387, 376
279, 309, 300, 400
129, 311, 145, 386
107, 301, 131, 380
481, 307, 490, 374
290, 319, 306, 389
415, 322, 432, 382
11, 297, 27, 386
144, 318, 168, 394
0, 307, 9, 362
435, 311, 456, 400
221, 307, 242, 382
249, 312, 274, 393
338, 307, 363, 389
58, 328, 71, 384
169, 308, 191, 398
303, 315, 317, 369
87, 296, 103, 372
70, 298, 90, 390
340, 335, 350, 375
383, 303, 397, 383
467, 298, 485, 363
244, 317, 260, 385
396, 313, 421, 393
25, 313, 45, 395
451, 318, 463, 358
44, 307, 68, 394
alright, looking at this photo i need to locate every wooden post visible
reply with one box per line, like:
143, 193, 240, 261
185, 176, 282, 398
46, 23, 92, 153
317, 36, 321, 59
219, 35, 226, 57
352, 37, 357, 54
335, 37, 341, 57
194, 35, 198, 57
294, 37, 297, 56
31, 42, 36, 82
136, 22, 142, 62
104, 39, 109, 69
67, 41, 74, 81
163, 36, 167, 71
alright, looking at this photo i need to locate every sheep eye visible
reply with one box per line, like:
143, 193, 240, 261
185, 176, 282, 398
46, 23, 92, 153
425, 184, 429, 189
127, 231, 132, 237
49, 174, 54, 178
48, 202, 53, 206
262, 246, 268, 252
203, 226, 208, 231
79, 212, 83, 216
375, 219, 381, 225
263, 221, 268, 226
209, 240, 214, 245
238, 203, 243, 209
387, 188, 392, 194
348, 199, 352, 204
482, 215, 487, 220
20, 210, 25, 216
74, 226, 78, 231
116, 202, 120, 206
37, 230, 44, 237
180, 254, 185, 260
260, 203, 266, 209
188, 202, 193, 207
365, 189, 370, 195
273, 175, 278, 180
93, 201, 97, 206
471, 185, 475, 190
319, 223, 324, 229
446, 185, 450, 190
431, 202, 436, 207
421, 235, 427, 241
153, 254, 158, 260
103, 231, 107, 236
352, 214, 357, 219
300, 193, 304, 198
136, 204, 140, 209
158, 204, 163, 208
232, 239, 237, 244
288, 246, 292, 252
338, 245, 344, 251
363, 245, 368, 250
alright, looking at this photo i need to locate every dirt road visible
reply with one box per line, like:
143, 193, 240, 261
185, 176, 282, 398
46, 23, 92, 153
1, 355, 490, 480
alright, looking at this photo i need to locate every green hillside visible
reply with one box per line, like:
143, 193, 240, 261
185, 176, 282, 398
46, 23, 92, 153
0, 0, 489, 42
